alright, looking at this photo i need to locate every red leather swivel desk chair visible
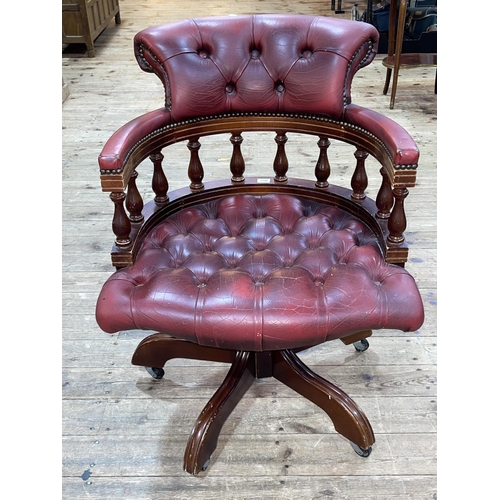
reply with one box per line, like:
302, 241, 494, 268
95, 14, 424, 475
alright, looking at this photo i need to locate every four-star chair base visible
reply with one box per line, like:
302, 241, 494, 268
131, 331, 375, 475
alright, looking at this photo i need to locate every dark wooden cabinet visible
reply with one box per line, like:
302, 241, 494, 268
62, 0, 120, 57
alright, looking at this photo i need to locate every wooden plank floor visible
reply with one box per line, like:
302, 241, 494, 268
62, 1, 437, 498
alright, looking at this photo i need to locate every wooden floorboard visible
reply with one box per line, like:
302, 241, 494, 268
62, 1, 437, 498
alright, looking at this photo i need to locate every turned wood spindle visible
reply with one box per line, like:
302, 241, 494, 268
387, 187, 408, 244
376, 167, 393, 219
315, 137, 331, 188
273, 133, 288, 182
351, 149, 369, 201
230, 133, 245, 182
110, 192, 131, 247
126, 170, 144, 223
187, 138, 204, 191
150, 151, 169, 204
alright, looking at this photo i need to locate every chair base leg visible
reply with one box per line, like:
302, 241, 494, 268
340, 330, 372, 346
273, 349, 375, 451
184, 350, 256, 474
131, 334, 375, 475
131, 333, 237, 367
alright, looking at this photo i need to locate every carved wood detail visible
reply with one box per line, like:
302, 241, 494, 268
376, 167, 393, 219
351, 149, 369, 201
387, 187, 408, 244
230, 133, 245, 182
273, 133, 288, 182
126, 170, 144, 223
110, 191, 131, 247
150, 151, 169, 205
187, 138, 204, 191
315, 136, 331, 188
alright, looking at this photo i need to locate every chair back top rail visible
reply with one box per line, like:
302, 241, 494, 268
134, 15, 378, 122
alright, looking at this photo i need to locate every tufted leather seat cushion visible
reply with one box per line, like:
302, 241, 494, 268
96, 194, 424, 351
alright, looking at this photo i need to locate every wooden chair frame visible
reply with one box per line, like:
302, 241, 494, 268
100, 113, 416, 270
98, 111, 418, 474
97, 15, 423, 475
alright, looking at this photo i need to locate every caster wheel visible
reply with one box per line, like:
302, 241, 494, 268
353, 339, 369, 352
201, 459, 210, 471
145, 366, 165, 379
350, 442, 372, 457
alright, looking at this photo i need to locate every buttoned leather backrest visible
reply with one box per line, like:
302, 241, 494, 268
134, 15, 379, 122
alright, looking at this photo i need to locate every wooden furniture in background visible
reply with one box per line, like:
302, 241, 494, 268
62, 0, 121, 57
382, 0, 437, 108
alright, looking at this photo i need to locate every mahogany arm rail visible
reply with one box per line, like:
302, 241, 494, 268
98, 108, 172, 177
98, 107, 419, 192
345, 104, 419, 186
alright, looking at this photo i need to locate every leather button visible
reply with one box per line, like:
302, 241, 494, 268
199, 50, 208, 59
225, 83, 235, 93
251, 49, 260, 59
275, 81, 285, 93
302, 50, 312, 59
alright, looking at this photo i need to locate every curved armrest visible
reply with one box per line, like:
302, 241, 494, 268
98, 108, 173, 173
345, 104, 419, 167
